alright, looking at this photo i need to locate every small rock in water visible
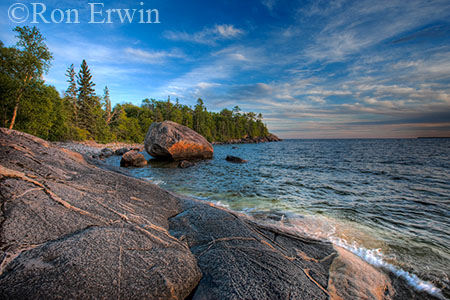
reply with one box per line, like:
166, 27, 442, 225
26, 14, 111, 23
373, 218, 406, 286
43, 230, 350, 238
120, 151, 147, 167
225, 155, 247, 163
115, 147, 129, 156
100, 148, 114, 158
178, 160, 196, 169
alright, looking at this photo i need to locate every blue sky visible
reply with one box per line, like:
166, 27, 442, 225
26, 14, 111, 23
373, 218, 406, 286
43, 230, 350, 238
1, 0, 450, 138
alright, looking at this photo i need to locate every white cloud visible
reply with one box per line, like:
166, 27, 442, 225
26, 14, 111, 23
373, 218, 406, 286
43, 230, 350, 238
303, 0, 450, 63
196, 82, 221, 89
124, 48, 185, 64
164, 24, 244, 45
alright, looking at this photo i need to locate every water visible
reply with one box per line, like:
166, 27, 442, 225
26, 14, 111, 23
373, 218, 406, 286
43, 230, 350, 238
106, 139, 450, 298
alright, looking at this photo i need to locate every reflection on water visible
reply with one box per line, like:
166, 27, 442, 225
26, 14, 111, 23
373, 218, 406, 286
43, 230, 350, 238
106, 138, 450, 297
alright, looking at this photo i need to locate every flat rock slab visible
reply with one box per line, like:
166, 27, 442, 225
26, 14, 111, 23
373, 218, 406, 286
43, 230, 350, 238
169, 200, 336, 300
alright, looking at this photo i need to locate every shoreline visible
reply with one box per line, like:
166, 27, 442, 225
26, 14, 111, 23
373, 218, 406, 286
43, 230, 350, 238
212, 133, 282, 145
54, 140, 144, 157
0, 129, 443, 300
54, 140, 446, 300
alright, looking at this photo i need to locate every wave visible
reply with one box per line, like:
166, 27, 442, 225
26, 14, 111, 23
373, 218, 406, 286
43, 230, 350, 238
330, 238, 445, 299
273, 214, 446, 299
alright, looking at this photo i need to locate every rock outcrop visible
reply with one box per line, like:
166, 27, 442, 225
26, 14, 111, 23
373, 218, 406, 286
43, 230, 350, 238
0, 129, 200, 299
120, 150, 148, 167
169, 200, 336, 300
145, 121, 213, 161
0, 128, 441, 300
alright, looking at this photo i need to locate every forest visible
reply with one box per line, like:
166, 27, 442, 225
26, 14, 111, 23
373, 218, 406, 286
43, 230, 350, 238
0, 26, 270, 143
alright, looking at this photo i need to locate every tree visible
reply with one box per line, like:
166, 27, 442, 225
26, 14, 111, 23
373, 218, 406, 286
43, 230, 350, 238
65, 64, 77, 125
102, 86, 117, 124
7, 26, 52, 130
76, 59, 97, 135
0, 41, 20, 127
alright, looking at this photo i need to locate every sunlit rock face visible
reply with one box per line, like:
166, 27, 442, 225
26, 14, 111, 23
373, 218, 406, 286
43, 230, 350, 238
145, 121, 213, 161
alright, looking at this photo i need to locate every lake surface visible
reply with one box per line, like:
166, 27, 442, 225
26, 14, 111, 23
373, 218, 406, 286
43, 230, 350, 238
106, 138, 450, 298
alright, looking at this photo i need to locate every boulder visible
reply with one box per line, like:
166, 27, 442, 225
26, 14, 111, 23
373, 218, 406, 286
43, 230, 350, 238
120, 150, 147, 167
145, 121, 213, 161
100, 148, 114, 159
225, 155, 247, 163
114, 147, 129, 156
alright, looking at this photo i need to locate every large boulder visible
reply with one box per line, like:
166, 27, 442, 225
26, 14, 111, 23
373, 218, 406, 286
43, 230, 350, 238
145, 121, 213, 161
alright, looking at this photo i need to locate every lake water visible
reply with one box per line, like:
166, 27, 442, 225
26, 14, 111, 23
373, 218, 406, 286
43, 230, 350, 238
106, 138, 450, 298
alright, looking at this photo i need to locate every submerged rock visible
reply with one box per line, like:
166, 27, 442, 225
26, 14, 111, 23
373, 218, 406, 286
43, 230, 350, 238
120, 150, 147, 167
178, 160, 196, 169
225, 155, 248, 163
145, 121, 213, 161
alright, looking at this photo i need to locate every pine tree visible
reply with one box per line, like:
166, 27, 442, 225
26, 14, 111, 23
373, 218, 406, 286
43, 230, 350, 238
102, 86, 116, 124
65, 64, 77, 125
76, 60, 98, 137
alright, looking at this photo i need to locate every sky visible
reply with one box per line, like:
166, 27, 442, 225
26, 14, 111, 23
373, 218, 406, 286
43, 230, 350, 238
1, 0, 450, 138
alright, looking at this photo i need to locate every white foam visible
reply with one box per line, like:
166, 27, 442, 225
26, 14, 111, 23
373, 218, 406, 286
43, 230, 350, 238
151, 180, 165, 186
330, 237, 446, 300
212, 200, 230, 208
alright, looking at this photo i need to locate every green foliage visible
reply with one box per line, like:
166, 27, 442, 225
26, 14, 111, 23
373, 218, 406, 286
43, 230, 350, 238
106, 97, 270, 143
1, 26, 53, 130
13, 26, 52, 79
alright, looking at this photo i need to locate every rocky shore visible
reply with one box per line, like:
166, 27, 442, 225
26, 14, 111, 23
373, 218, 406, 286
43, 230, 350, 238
212, 133, 282, 145
54, 140, 144, 159
0, 129, 440, 300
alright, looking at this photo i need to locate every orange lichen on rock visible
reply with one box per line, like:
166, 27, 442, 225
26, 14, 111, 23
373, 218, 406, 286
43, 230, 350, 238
168, 141, 213, 160
145, 121, 214, 161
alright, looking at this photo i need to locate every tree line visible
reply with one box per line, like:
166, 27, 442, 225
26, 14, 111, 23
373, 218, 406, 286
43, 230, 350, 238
1, 26, 269, 143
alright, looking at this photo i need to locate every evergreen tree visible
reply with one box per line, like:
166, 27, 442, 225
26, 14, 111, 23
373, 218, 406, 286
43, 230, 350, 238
102, 86, 116, 125
65, 64, 77, 125
76, 60, 97, 136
